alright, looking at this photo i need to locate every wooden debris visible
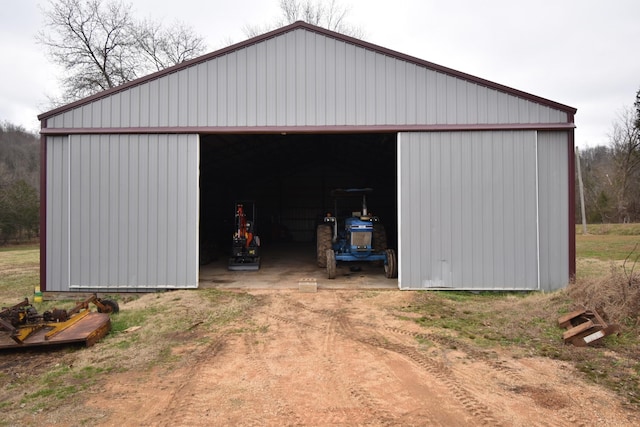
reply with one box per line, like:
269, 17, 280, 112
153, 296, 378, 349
558, 308, 620, 347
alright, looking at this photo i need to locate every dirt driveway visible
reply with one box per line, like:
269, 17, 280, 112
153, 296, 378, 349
74, 289, 636, 426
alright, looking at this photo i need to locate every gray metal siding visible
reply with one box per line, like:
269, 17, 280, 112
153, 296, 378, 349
398, 131, 540, 290
537, 132, 569, 290
48, 28, 568, 129
46, 136, 70, 291
46, 134, 199, 291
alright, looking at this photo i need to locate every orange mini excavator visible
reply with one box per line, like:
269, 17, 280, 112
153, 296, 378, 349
228, 202, 261, 271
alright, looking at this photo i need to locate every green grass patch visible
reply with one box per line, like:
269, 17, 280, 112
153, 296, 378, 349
22, 385, 79, 402
0, 243, 39, 253
577, 223, 640, 236
0, 246, 39, 303
109, 307, 157, 333
575, 225, 640, 280
576, 234, 640, 261
19, 364, 105, 412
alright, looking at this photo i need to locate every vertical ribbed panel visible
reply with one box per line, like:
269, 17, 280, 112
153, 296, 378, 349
49, 28, 568, 129
537, 131, 569, 290
48, 134, 199, 291
398, 131, 539, 290
46, 136, 70, 291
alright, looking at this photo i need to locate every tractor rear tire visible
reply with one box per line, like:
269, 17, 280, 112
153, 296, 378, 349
326, 249, 337, 279
384, 249, 397, 279
373, 224, 387, 251
317, 224, 332, 268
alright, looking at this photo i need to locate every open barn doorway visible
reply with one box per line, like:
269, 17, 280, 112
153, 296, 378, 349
198, 133, 397, 288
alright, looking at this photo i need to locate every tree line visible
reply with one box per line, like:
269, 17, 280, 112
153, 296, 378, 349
0, 123, 40, 243
577, 90, 640, 223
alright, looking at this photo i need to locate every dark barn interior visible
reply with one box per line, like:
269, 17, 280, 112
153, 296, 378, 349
199, 133, 397, 266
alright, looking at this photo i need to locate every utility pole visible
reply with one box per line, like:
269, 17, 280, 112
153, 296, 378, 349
575, 147, 588, 234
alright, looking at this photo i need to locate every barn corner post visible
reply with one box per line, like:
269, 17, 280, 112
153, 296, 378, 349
568, 115, 577, 282
39, 119, 47, 292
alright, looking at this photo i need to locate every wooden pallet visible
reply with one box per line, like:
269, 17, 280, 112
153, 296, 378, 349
558, 308, 620, 347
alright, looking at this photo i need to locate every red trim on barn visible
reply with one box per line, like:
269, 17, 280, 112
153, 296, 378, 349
39, 122, 576, 136
568, 122, 577, 281
39, 119, 47, 292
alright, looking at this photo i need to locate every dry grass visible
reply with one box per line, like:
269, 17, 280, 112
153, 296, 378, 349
568, 264, 640, 325
574, 226, 640, 324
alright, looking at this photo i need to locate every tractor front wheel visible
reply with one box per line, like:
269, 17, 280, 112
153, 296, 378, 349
326, 249, 337, 279
384, 249, 397, 279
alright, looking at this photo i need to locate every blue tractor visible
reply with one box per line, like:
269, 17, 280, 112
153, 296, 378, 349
316, 188, 397, 279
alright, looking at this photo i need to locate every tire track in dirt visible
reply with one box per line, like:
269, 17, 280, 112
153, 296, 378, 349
151, 295, 305, 426
282, 295, 594, 426
254, 301, 586, 427
259, 299, 348, 424
380, 324, 523, 384
142, 294, 299, 426
291, 295, 499, 424
134, 291, 613, 427
326, 295, 428, 425
140, 334, 229, 426
233, 294, 309, 425
375, 323, 592, 427
242, 328, 305, 426
271, 295, 498, 426
323, 311, 399, 426
359, 335, 500, 426
270, 298, 400, 425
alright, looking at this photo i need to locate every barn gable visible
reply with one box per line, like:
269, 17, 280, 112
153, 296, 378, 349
40, 21, 574, 132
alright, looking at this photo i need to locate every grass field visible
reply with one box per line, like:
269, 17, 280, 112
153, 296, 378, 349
576, 223, 640, 280
0, 244, 39, 303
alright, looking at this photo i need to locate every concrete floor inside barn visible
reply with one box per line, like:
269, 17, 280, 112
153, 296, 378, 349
199, 243, 398, 290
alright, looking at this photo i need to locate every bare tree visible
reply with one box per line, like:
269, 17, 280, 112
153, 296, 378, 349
577, 145, 613, 223
244, 0, 364, 38
578, 102, 640, 224
38, 0, 206, 103
38, 0, 137, 101
609, 106, 640, 222
134, 19, 206, 74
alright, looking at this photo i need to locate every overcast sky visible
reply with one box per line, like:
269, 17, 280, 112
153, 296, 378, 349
1, 0, 638, 148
